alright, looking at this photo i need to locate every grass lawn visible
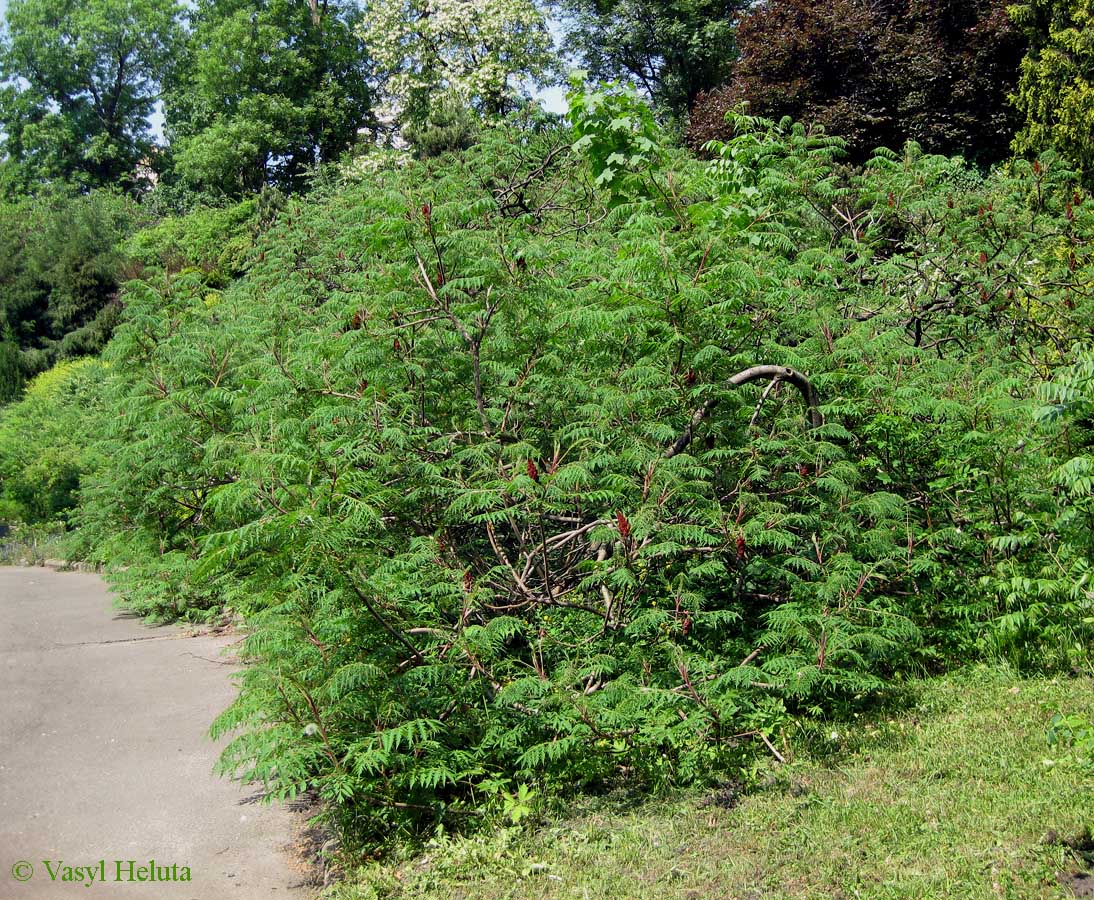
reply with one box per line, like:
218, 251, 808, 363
328, 668, 1093, 900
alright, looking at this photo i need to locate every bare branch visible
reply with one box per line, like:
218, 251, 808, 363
665, 364, 823, 459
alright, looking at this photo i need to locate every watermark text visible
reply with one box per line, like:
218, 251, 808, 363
9, 859, 192, 886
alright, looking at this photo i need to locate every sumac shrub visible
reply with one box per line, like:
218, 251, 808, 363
78, 114, 1094, 843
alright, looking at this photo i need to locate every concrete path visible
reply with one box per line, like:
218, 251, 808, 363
0, 567, 315, 900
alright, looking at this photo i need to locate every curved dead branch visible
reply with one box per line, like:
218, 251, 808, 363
665, 365, 823, 459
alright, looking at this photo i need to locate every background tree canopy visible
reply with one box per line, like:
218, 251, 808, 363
362, 0, 556, 130
0, 0, 182, 193
556, 0, 744, 118
164, 0, 375, 197
1011, 0, 1094, 183
687, 0, 1026, 161
0, 190, 138, 400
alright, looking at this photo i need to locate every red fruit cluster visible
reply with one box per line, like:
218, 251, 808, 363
527, 459, 540, 482
616, 511, 631, 539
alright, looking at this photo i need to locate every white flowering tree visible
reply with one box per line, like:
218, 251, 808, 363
360, 0, 556, 128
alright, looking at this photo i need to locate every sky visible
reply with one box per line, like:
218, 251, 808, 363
536, 86, 568, 115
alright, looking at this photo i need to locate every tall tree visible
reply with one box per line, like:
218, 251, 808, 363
361, 0, 556, 130
688, 0, 1025, 163
1011, 0, 1094, 181
557, 0, 743, 117
0, 0, 182, 193
165, 0, 375, 196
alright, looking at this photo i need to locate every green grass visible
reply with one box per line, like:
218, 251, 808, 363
327, 668, 1094, 900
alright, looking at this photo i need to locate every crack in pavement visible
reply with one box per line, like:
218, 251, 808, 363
51, 633, 194, 647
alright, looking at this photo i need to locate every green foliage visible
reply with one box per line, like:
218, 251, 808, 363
1011, 0, 1094, 182
0, 339, 25, 403
566, 79, 667, 203
0, 190, 139, 397
123, 199, 260, 287
983, 347, 1094, 669
0, 0, 1085, 870
0, 0, 182, 193
499, 783, 537, 825
558, 0, 743, 117
401, 98, 481, 160
0, 0, 1087, 864
0, 358, 106, 524
1046, 711, 1094, 770
328, 671, 1094, 900
164, 0, 374, 197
